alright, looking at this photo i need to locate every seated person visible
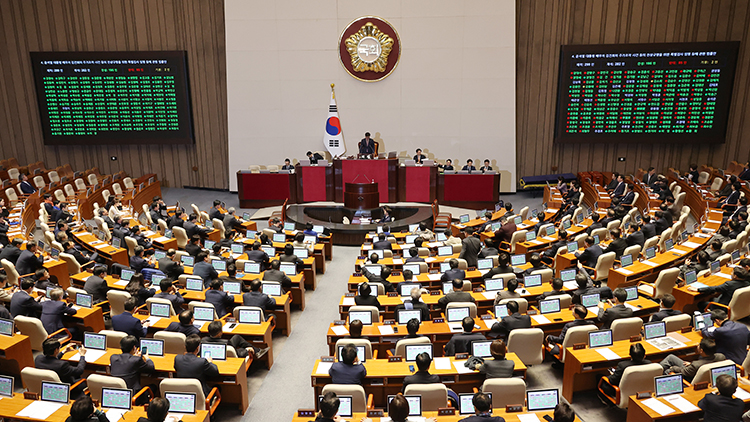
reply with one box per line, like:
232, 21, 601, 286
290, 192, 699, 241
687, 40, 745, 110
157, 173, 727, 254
33, 268, 55, 291
165, 310, 201, 336
700, 308, 750, 365
553, 403, 576, 422
193, 252, 219, 288
403, 318, 422, 339
462, 159, 476, 172
445, 228, 462, 245
600, 343, 649, 398
459, 393, 504, 422
689, 267, 750, 308
438, 279, 475, 309
394, 287, 430, 321
490, 300, 530, 339
10, 278, 43, 318
110, 335, 154, 392
523, 253, 546, 276
445, 317, 486, 356
354, 282, 382, 309
373, 233, 392, 250
314, 392, 342, 422
439, 159, 454, 171
649, 294, 681, 322
538, 277, 564, 301
281, 158, 294, 170
83, 265, 110, 304
597, 287, 633, 329
482, 252, 514, 280
402, 352, 440, 392
346, 319, 366, 340
202, 320, 267, 359
292, 232, 314, 254
547, 305, 594, 357
41, 287, 77, 337
542, 230, 569, 265
67, 395, 108, 422
679, 251, 710, 280
699, 374, 745, 422
441, 258, 466, 282
414, 222, 435, 241
154, 278, 184, 314
329, 343, 367, 385
125, 274, 155, 307
185, 235, 202, 257
242, 279, 276, 315
174, 334, 220, 395
493, 278, 521, 303
130, 246, 155, 273
660, 338, 725, 382
571, 266, 613, 304
263, 259, 293, 292
405, 247, 425, 263
475, 339, 514, 379
204, 278, 235, 317
112, 297, 150, 339
137, 397, 170, 422
361, 264, 396, 293
279, 244, 303, 272
478, 238, 499, 259
35, 338, 87, 397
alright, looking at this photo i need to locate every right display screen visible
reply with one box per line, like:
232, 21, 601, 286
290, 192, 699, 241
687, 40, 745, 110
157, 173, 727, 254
554, 42, 740, 143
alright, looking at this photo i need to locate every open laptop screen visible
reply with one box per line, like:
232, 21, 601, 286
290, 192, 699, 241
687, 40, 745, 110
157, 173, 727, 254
140, 338, 165, 357
471, 340, 493, 358
526, 389, 559, 411
41, 381, 70, 403
654, 374, 683, 397
459, 393, 492, 415
446, 307, 470, 322
588, 329, 613, 348
644, 321, 666, 340
165, 392, 197, 414
0, 375, 13, 398
397, 309, 422, 325
101, 387, 132, 410
388, 395, 422, 417
0, 318, 14, 336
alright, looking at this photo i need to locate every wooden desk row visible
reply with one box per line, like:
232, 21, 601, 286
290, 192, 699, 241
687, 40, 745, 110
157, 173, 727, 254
627, 382, 750, 422
291, 410, 577, 422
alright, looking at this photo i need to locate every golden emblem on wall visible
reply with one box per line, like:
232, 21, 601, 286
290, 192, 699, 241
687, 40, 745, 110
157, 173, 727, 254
344, 22, 394, 73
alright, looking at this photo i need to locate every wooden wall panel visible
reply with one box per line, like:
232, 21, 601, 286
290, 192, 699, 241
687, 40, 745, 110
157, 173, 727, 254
0, 0, 228, 189
517, 0, 750, 180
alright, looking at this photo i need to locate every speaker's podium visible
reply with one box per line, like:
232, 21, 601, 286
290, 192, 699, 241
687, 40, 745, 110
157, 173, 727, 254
344, 182, 379, 210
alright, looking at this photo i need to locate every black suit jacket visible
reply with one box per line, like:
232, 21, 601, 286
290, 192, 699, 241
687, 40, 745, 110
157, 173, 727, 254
642, 223, 657, 240
698, 392, 746, 422
576, 245, 602, 268
158, 258, 184, 279
460, 236, 482, 267
654, 218, 670, 235
444, 332, 486, 356
16, 250, 43, 275
603, 238, 627, 259
359, 139, 375, 154
110, 353, 154, 390
490, 313, 531, 338
698, 278, 750, 306
597, 304, 633, 329
441, 268, 466, 282
84, 275, 110, 304
167, 215, 184, 229
625, 231, 645, 248
607, 359, 651, 386
0, 245, 21, 264
173, 353, 220, 395
402, 370, 440, 392
35, 354, 86, 385
437, 291, 475, 309
111, 312, 147, 339
10, 290, 41, 317
205, 289, 235, 317
649, 309, 681, 322
394, 300, 431, 321
373, 240, 392, 250
185, 243, 202, 257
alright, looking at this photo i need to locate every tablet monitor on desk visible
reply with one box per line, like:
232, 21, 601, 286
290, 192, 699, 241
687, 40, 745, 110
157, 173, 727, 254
491, 222, 502, 232
150, 302, 172, 318
477, 258, 493, 271
101, 387, 132, 410
403, 263, 421, 275
620, 254, 633, 267
205, 220, 213, 229
471, 340, 493, 358
318, 395, 353, 418
732, 250, 741, 263
284, 222, 296, 232
526, 389, 559, 411
581, 293, 600, 308
566, 242, 578, 253
524, 274, 542, 288
246, 231, 256, 239
244, 262, 261, 274
405, 234, 418, 244
494, 304, 509, 318
293, 248, 309, 259
304, 235, 317, 245
440, 262, 451, 273
75, 293, 93, 309
514, 216, 523, 225
436, 232, 448, 241
710, 260, 721, 274
576, 213, 584, 224
180, 255, 194, 267
624, 286, 638, 301
0, 318, 13, 337
229, 243, 241, 255
438, 246, 453, 256
399, 283, 420, 297
459, 214, 470, 224
644, 247, 656, 259
397, 309, 422, 325
442, 282, 454, 294
711, 364, 737, 386
211, 259, 226, 272
164, 392, 197, 414
447, 306, 470, 322
193, 306, 215, 322
562, 219, 572, 230
280, 263, 296, 276
262, 283, 282, 297
243, 212, 251, 221
164, 229, 173, 239
404, 344, 432, 361
684, 270, 698, 285
261, 246, 276, 256
485, 278, 504, 292
112, 237, 121, 249
511, 254, 526, 266
654, 374, 684, 397
348, 311, 372, 325
238, 309, 262, 324
185, 278, 204, 292
588, 329, 613, 348
223, 281, 241, 295
200, 343, 227, 361
154, 250, 167, 260
459, 393, 492, 415
545, 225, 555, 236
409, 224, 420, 232
41, 381, 70, 404
140, 338, 165, 356
83, 332, 106, 351
50, 248, 60, 258
665, 238, 674, 251
388, 395, 421, 417
694, 312, 712, 331
593, 235, 600, 245
272, 233, 286, 243
369, 249, 384, 260
539, 298, 561, 314
525, 231, 536, 242
643, 321, 667, 340
337, 345, 366, 363
561, 268, 576, 282
364, 265, 382, 276
0, 375, 13, 398
313, 225, 324, 234
121, 269, 135, 281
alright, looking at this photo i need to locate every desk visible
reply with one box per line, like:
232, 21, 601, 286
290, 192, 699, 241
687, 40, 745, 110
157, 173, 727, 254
44, 257, 71, 289
398, 165, 438, 203
562, 331, 702, 402
672, 264, 737, 313
237, 171, 298, 208
334, 158, 398, 203
310, 354, 527, 408
627, 382, 750, 422
0, 334, 34, 377
291, 411, 577, 422
296, 164, 334, 203
72, 230, 129, 266
439, 173, 500, 208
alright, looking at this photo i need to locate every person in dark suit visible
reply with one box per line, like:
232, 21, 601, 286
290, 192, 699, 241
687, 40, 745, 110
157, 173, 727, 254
546, 305, 595, 356
493, 216, 517, 246
641, 216, 657, 240
193, 252, 218, 288
205, 279, 235, 317
184, 214, 210, 238
698, 374, 745, 422
361, 265, 397, 293
242, 279, 276, 314
479, 159, 493, 173
610, 175, 626, 199
445, 317, 486, 356
33, 268, 56, 291
203, 320, 265, 359
263, 259, 293, 292
649, 294, 681, 322
478, 238, 499, 259
0, 215, 9, 247
564, 183, 581, 207
475, 339, 515, 379
405, 247, 425, 263
460, 229, 481, 268
125, 274, 155, 307
461, 159, 476, 172
585, 213, 603, 235
602, 228, 627, 259
402, 352, 440, 392
653, 211, 671, 235
66, 395, 108, 422
0, 238, 23, 264
185, 236, 202, 257
35, 338, 87, 392
10, 279, 42, 317
129, 226, 152, 250
166, 210, 184, 230
659, 338, 725, 382
62, 241, 93, 266
134, 397, 170, 422
313, 392, 341, 422
306, 150, 325, 164
720, 182, 742, 216
439, 159, 454, 172
110, 335, 154, 392
208, 200, 224, 222
441, 258, 466, 282
600, 343, 650, 398
41, 287, 76, 336
244, 242, 270, 269
111, 297, 150, 339
482, 252, 514, 281
130, 246, 155, 274
618, 184, 636, 206
438, 279, 476, 309
458, 393, 505, 422
685, 163, 700, 182
153, 278, 184, 314
18, 173, 36, 194
624, 224, 645, 248
413, 148, 427, 164
570, 266, 613, 304
394, 287, 431, 321
158, 249, 184, 279
490, 300, 531, 339
575, 236, 602, 268
354, 282, 382, 309
166, 310, 201, 336
372, 233, 392, 251
329, 343, 367, 384
223, 208, 242, 233
643, 167, 657, 187
679, 250, 710, 280
174, 334, 220, 395
83, 266, 110, 304
701, 308, 750, 365
597, 288, 633, 329
541, 230, 569, 266
538, 278, 565, 301
358, 133, 376, 155
16, 242, 44, 276
523, 253, 546, 277
281, 158, 294, 170
690, 267, 750, 307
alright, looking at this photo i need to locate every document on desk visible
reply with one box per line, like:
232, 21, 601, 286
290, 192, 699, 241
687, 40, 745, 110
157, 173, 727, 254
517, 414, 542, 422
392, 258, 403, 265
715, 272, 732, 279
16, 400, 65, 419
640, 398, 676, 416
427, 274, 442, 281
315, 361, 333, 375
595, 347, 620, 360
482, 292, 497, 300
69, 349, 107, 363
624, 303, 640, 312
542, 236, 556, 242
642, 260, 659, 267
105, 408, 128, 422
342, 297, 355, 306
433, 357, 451, 370
114, 280, 129, 286
453, 361, 475, 374
428, 242, 443, 248
425, 257, 436, 263
528, 239, 543, 245
378, 325, 394, 335
144, 316, 162, 326
531, 315, 551, 324
735, 387, 750, 400
483, 319, 499, 329
662, 394, 699, 412
617, 267, 634, 275
563, 281, 578, 290
331, 326, 349, 336
154, 236, 170, 243
587, 307, 599, 316
682, 241, 702, 249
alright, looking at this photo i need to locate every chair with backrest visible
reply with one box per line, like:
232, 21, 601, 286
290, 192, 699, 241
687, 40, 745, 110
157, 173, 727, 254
154, 332, 187, 355
66, 286, 87, 302
691, 360, 737, 385
160, 378, 221, 415
321, 384, 372, 412
107, 290, 132, 317
124, 237, 138, 257
393, 337, 432, 358
663, 314, 692, 332
574, 233, 587, 249
673, 192, 686, 211
637, 267, 679, 299
88, 374, 152, 404
445, 302, 477, 318
507, 328, 544, 365
707, 286, 750, 321
546, 294, 572, 308
622, 245, 641, 263
519, 207, 529, 220
643, 236, 659, 252
146, 297, 177, 316
498, 298, 528, 314
530, 268, 553, 283
507, 230, 527, 254
547, 324, 598, 363
349, 305, 380, 323
611, 317, 643, 342
212, 218, 226, 238
591, 227, 609, 242
1, 259, 21, 286
334, 338, 375, 360
33, 175, 46, 189
606, 220, 621, 232
481, 378, 526, 409
404, 384, 450, 411
598, 363, 663, 408
14, 315, 72, 351
698, 171, 710, 184
173, 226, 189, 249
22, 367, 84, 395
711, 177, 723, 191
100, 330, 128, 349
582, 252, 616, 284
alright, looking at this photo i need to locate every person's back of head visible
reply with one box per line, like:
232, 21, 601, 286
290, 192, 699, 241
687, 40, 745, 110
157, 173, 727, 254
42, 338, 60, 356
388, 395, 409, 422
409, 247, 418, 257
629, 343, 646, 363
660, 294, 676, 309
610, 228, 621, 239
462, 316, 474, 333
507, 300, 519, 314
716, 374, 737, 397
359, 282, 371, 297
505, 203, 512, 212
410, 287, 421, 302
449, 258, 459, 269
613, 287, 627, 303
349, 320, 363, 338
207, 320, 222, 338
196, 251, 208, 263
699, 338, 717, 356
414, 237, 424, 247
124, 297, 137, 313
226, 264, 237, 277
134, 245, 144, 257
551, 278, 563, 291
472, 392, 492, 414
529, 254, 542, 268
159, 279, 173, 293
490, 339, 506, 360
452, 278, 464, 290
403, 269, 413, 281
179, 310, 193, 325
507, 278, 518, 293
733, 267, 748, 281
553, 402, 576, 422
369, 253, 379, 264
147, 397, 170, 422
573, 304, 587, 319
185, 334, 201, 353
284, 244, 294, 256
381, 266, 392, 279
378, 233, 386, 241
341, 344, 357, 365
584, 236, 594, 246
406, 318, 420, 336
120, 335, 138, 354
711, 308, 728, 323
250, 279, 262, 292
591, 213, 600, 223
69, 395, 95, 422
415, 352, 432, 371
210, 278, 223, 290
498, 252, 510, 267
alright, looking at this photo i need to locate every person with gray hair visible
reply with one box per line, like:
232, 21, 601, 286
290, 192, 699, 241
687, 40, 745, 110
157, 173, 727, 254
223, 206, 242, 232
41, 287, 77, 337
394, 287, 431, 321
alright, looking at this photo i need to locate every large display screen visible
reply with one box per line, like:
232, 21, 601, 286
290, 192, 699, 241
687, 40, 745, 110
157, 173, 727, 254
554, 42, 739, 143
30, 51, 194, 145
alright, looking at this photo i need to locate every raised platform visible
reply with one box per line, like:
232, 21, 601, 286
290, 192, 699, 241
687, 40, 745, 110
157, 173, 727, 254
284, 204, 434, 245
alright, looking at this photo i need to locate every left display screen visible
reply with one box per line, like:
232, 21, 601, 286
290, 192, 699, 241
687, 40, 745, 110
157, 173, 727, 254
30, 51, 194, 145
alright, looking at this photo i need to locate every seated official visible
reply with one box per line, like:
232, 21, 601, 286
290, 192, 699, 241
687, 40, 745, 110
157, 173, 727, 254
18, 173, 36, 194
361, 264, 396, 293
66, 395, 108, 422
242, 279, 276, 315
624, 223, 645, 248
125, 274, 155, 307
208, 200, 224, 222
292, 232, 314, 254
402, 318, 423, 339
699, 374, 745, 422
36, 338, 87, 397
33, 268, 56, 291
597, 287, 632, 329
414, 222, 435, 241
306, 150, 324, 164
439, 159, 454, 171
205, 278, 235, 317
523, 253, 546, 276
649, 294, 681, 322
479, 159, 493, 173
541, 230, 569, 265
63, 240, 94, 266
129, 226, 153, 250
358, 132, 375, 155
110, 335, 154, 392
315, 392, 341, 422
478, 238, 499, 259
405, 247, 425, 263
112, 297, 150, 339
547, 305, 594, 357
10, 278, 42, 318
223, 207, 242, 233
154, 278, 184, 314
130, 246, 155, 273
493, 278, 521, 303
445, 317, 486, 356
281, 158, 294, 170
689, 267, 750, 308
135, 397, 170, 422
438, 279, 475, 309
585, 213, 603, 235
244, 241, 270, 269
413, 148, 426, 164
16, 241, 44, 276
402, 352, 440, 392
346, 320, 366, 340
279, 244, 303, 273
483, 252, 513, 280
167, 210, 184, 229
575, 236, 602, 270
490, 300, 530, 339
373, 233, 392, 250
0, 238, 23, 264
193, 252, 219, 288
553, 403, 576, 422
660, 338, 725, 382
185, 235, 202, 257
462, 159, 476, 172
601, 229, 627, 259
441, 258, 466, 282
394, 287, 431, 321
571, 266, 612, 304
166, 310, 201, 336
701, 308, 750, 365
184, 213, 211, 238
600, 343, 650, 398
329, 343, 367, 385
203, 320, 267, 359
459, 393, 505, 422
475, 340, 514, 379
538, 277, 565, 301
158, 249, 185, 279
354, 282, 382, 309
41, 288, 77, 337
263, 259, 293, 292
174, 334, 220, 395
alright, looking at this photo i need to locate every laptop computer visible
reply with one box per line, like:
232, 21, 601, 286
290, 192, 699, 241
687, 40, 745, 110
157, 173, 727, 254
280, 263, 296, 276
244, 262, 261, 274
150, 302, 172, 318
348, 311, 372, 325
539, 298, 561, 314
524, 274, 542, 288
272, 233, 286, 243
459, 393, 492, 415
397, 309, 422, 324
403, 263, 421, 275
337, 345, 366, 363
477, 258, 493, 271
261, 246, 276, 256
485, 278, 504, 292
471, 340, 493, 358
185, 278, 204, 292
41, 381, 70, 404
369, 249, 385, 260
293, 248, 309, 259
154, 250, 167, 260
694, 312, 712, 331
180, 255, 195, 267
560, 268, 576, 282
164, 392, 197, 415
200, 343, 227, 361
525, 231, 536, 242
404, 344, 432, 361
442, 282, 454, 294
459, 215, 470, 224
437, 246, 453, 256
0, 375, 13, 398
440, 262, 451, 273
711, 364, 737, 386
399, 283, 420, 297
228, 243, 242, 255
388, 395, 421, 417
193, 306, 215, 322
101, 387, 132, 410
494, 304, 509, 319
620, 254, 633, 267
526, 389, 559, 411
447, 307, 470, 322
284, 222, 296, 232
0, 318, 13, 337
511, 254, 526, 266
211, 259, 226, 272
223, 281, 241, 295
588, 329, 613, 348
566, 242, 578, 253
238, 308, 262, 324
261, 283, 282, 297
624, 286, 638, 301
581, 293, 600, 308
405, 234, 418, 244
644, 247, 656, 259
140, 338, 165, 357
654, 374, 684, 397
